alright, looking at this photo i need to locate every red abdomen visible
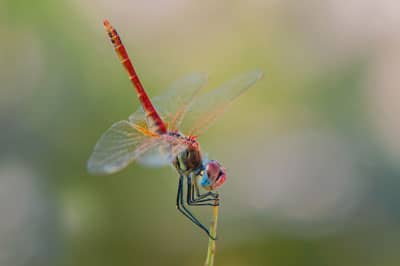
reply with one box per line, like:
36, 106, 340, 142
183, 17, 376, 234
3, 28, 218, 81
104, 20, 167, 134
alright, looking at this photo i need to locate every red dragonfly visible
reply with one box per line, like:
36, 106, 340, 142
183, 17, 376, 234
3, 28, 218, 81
87, 19, 262, 239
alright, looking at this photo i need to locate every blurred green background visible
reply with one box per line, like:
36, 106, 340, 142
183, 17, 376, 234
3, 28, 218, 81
2, 1, 400, 266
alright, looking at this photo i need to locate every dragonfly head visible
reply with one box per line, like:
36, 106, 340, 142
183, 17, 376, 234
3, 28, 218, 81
200, 160, 226, 191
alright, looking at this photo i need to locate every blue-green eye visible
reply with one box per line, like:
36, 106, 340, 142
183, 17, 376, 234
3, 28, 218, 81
200, 171, 210, 187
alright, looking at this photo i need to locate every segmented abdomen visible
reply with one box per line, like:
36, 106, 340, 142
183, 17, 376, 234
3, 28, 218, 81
103, 20, 167, 134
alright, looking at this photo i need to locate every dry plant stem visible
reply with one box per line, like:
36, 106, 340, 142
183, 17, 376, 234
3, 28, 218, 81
204, 198, 219, 266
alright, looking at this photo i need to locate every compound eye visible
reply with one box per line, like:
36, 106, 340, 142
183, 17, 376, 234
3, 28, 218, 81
205, 160, 226, 190
206, 161, 220, 175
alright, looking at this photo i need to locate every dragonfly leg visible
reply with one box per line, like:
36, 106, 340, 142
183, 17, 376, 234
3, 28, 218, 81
187, 176, 219, 206
176, 175, 216, 240
193, 174, 219, 199
176, 176, 203, 227
195, 184, 218, 199
188, 183, 216, 206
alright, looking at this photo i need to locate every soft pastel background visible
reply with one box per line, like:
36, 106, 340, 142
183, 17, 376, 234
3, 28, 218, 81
2, 1, 400, 266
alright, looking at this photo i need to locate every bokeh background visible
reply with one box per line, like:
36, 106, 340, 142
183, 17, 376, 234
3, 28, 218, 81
2, 1, 400, 265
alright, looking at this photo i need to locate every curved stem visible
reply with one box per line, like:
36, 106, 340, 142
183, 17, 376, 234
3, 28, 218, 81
204, 197, 219, 266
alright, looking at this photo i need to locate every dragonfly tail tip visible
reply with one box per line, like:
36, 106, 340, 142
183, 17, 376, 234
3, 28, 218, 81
103, 19, 111, 27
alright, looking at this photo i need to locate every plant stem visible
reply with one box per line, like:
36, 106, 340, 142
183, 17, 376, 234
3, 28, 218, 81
204, 198, 219, 266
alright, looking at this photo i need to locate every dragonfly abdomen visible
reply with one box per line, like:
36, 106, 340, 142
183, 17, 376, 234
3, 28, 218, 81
104, 20, 167, 134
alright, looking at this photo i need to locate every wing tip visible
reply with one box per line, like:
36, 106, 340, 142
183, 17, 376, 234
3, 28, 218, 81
253, 69, 264, 80
87, 161, 121, 176
87, 150, 125, 176
87, 159, 109, 176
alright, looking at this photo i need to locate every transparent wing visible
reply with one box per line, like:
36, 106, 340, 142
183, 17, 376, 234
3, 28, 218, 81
129, 72, 207, 131
182, 70, 263, 136
87, 120, 156, 175
87, 120, 190, 174
136, 134, 189, 167
136, 148, 170, 167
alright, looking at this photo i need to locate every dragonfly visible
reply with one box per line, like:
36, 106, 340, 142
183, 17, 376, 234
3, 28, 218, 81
87, 19, 262, 239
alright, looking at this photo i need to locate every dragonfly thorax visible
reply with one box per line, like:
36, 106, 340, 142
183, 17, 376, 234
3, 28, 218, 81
170, 131, 203, 175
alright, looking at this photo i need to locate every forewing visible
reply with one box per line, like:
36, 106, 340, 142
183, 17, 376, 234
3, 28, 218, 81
182, 70, 263, 136
129, 72, 207, 131
87, 120, 156, 175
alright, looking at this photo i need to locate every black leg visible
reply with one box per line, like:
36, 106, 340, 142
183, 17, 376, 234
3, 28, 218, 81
176, 175, 202, 226
176, 176, 204, 228
176, 175, 216, 240
194, 181, 218, 199
187, 176, 219, 206
188, 181, 217, 206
